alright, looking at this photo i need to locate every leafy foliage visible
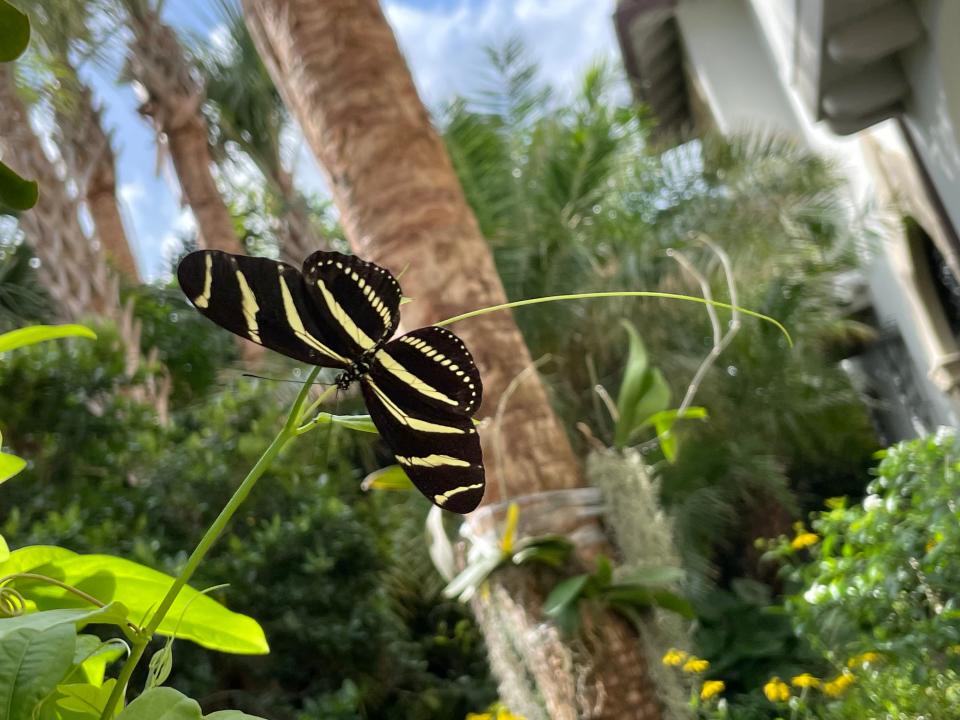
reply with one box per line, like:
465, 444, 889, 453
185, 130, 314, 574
442, 45, 879, 582
724, 430, 960, 719
0, 320, 494, 719
773, 429, 960, 669
0, 0, 38, 213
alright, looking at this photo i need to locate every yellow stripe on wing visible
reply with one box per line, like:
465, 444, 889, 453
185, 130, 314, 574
315, 277, 377, 350
396, 454, 471, 468
278, 272, 349, 362
235, 270, 261, 343
194, 253, 213, 309
434, 483, 484, 507
366, 379, 467, 434
375, 351, 459, 406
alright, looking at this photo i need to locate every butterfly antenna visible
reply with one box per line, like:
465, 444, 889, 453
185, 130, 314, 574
240, 372, 337, 388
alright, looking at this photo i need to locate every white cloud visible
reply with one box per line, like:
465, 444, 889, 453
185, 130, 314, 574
119, 181, 145, 207
383, 0, 619, 108
207, 22, 232, 57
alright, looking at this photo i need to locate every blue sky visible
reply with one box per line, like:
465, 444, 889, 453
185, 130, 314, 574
74, 0, 618, 280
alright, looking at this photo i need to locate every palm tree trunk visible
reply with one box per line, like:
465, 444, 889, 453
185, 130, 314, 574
242, 2, 663, 717
55, 70, 140, 281
0, 65, 116, 319
123, 3, 244, 256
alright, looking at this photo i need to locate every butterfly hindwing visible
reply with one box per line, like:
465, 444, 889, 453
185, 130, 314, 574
302, 251, 402, 358
371, 326, 482, 416
177, 250, 354, 367
361, 326, 485, 513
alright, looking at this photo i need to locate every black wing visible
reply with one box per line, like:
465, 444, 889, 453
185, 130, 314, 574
361, 326, 484, 513
177, 250, 357, 367
301, 251, 402, 358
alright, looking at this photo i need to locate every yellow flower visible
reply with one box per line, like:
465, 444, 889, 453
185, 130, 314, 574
466, 715, 492, 720
823, 672, 855, 697
763, 677, 791, 702
495, 709, 525, 720
700, 680, 725, 701
662, 649, 688, 667
791, 673, 821, 689
683, 658, 710, 673
846, 651, 881, 668
790, 533, 819, 550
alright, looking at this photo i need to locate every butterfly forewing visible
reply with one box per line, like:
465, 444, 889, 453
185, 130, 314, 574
302, 251, 402, 357
362, 326, 485, 513
178, 250, 355, 367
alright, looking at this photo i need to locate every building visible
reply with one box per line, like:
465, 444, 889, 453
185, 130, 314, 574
615, 0, 960, 440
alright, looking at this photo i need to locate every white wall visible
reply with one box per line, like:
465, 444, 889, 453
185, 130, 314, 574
679, 0, 960, 428
901, 0, 960, 236
673, 0, 804, 137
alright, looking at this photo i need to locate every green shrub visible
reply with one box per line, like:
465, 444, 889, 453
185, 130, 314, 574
759, 430, 960, 718
0, 316, 495, 719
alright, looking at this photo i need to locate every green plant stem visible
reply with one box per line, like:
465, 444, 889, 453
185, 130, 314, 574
435, 291, 793, 346
101, 368, 327, 720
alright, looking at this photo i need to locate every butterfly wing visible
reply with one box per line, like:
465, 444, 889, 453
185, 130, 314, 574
301, 251, 402, 357
177, 250, 354, 367
361, 326, 484, 513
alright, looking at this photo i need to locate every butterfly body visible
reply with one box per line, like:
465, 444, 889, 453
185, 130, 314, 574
177, 249, 485, 513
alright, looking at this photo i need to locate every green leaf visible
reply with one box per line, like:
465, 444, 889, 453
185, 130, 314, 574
593, 555, 613, 589
0, 546, 78, 576
634, 368, 671, 430
306, 412, 379, 434
543, 575, 589, 617
70, 635, 124, 687
639, 407, 709, 430
0, 325, 97, 353
0, 603, 128, 640
0, 624, 76, 720
0, 451, 26, 485
361, 465, 413, 492
0, 161, 38, 213
112, 688, 266, 720
614, 320, 649, 446
15, 554, 268, 654
605, 585, 695, 619
0, 0, 30, 63
0, 535, 8, 563
55, 680, 117, 718
511, 536, 573, 568
647, 588, 695, 618
116, 687, 202, 720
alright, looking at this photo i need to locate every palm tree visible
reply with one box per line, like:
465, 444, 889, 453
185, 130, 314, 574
0, 64, 117, 319
197, 0, 325, 265
242, 1, 662, 717
115, 0, 244, 255
18, 0, 141, 281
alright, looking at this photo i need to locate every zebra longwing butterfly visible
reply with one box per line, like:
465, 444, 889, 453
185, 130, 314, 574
177, 250, 485, 513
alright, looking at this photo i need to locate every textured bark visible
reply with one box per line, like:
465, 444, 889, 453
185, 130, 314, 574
243, 0, 580, 502
470, 496, 664, 720
242, 3, 663, 717
0, 65, 116, 319
55, 70, 140, 281
124, 3, 244, 255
